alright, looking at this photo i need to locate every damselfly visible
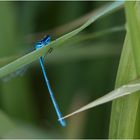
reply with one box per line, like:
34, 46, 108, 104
35, 35, 66, 127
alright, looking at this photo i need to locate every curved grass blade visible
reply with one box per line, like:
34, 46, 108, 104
59, 79, 140, 120
27, 3, 124, 43
109, 2, 140, 138
0, 1, 124, 78
0, 25, 124, 66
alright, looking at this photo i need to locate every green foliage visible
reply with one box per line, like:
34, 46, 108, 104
1, 1, 139, 139
109, 1, 140, 138
0, 1, 124, 78
59, 79, 140, 121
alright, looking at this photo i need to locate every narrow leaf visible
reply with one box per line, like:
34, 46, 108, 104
59, 80, 140, 120
0, 1, 124, 78
109, 2, 140, 138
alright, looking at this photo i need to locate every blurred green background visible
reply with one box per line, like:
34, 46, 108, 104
0, 1, 125, 139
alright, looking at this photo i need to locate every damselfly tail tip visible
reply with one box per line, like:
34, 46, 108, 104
58, 118, 66, 127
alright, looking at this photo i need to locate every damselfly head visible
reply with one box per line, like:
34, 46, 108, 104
35, 35, 51, 50
41, 35, 51, 45
35, 42, 42, 49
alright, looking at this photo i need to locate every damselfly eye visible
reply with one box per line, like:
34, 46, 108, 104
41, 35, 51, 45
35, 42, 42, 49
42, 35, 50, 42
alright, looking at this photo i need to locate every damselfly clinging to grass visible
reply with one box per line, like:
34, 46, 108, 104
35, 35, 66, 127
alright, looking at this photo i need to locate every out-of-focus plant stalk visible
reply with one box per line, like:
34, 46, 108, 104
109, 1, 140, 138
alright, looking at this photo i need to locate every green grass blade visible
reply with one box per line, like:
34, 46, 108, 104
59, 79, 140, 120
28, 2, 124, 42
109, 2, 140, 138
125, 2, 140, 75
0, 25, 124, 66
0, 1, 124, 78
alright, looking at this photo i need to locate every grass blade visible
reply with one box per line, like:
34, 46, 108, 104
0, 1, 124, 78
28, 2, 124, 42
0, 25, 124, 66
125, 2, 140, 75
59, 79, 140, 120
109, 2, 140, 138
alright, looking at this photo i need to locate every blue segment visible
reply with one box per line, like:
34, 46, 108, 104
41, 35, 51, 45
39, 58, 66, 127
35, 35, 66, 127
35, 35, 51, 49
